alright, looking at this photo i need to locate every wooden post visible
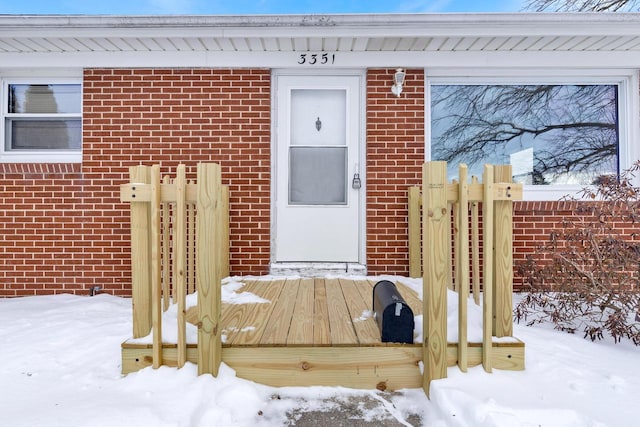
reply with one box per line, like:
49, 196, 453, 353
408, 186, 421, 278
456, 164, 469, 372
197, 163, 222, 376
175, 165, 187, 368
482, 165, 494, 373
422, 161, 448, 396
150, 165, 163, 369
493, 165, 514, 337
129, 166, 152, 339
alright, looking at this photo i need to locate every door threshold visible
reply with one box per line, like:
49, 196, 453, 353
270, 262, 367, 277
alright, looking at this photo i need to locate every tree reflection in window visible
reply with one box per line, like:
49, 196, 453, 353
430, 84, 619, 185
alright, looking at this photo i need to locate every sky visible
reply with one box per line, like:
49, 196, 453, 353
0, 0, 527, 15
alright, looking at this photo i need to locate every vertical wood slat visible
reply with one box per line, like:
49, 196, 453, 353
482, 165, 494, 373
450, 181, 458, 292
130, 166, 152, 339
456, 164, 469, 372
197, 163, 222, 376
188, 182, 196, 295
174, 165, 187, 368
162, 175, 171, 311
422, 161, 448, 396
493, 165, 514, 337
221, 185, 230, 278
471, 176, 481, 306
150, 165, 163, 369
447, 201, 454, 291
408, 186, 422, 278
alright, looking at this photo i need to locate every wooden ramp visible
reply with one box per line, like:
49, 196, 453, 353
122, 278, 524, 391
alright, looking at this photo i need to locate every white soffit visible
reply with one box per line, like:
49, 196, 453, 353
0, 13, 639, 54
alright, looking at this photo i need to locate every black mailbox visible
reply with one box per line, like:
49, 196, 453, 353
372, 280, 414, 344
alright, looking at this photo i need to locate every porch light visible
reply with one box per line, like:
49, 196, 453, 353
391, 68, 406, 97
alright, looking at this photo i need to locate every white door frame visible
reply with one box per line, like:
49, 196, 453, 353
270, 68, 367, 272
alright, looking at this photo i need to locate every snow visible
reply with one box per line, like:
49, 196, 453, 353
1, 277, 639, 427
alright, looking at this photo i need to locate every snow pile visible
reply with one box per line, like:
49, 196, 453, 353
127, 278, 270, 345
1, 278, 639, 426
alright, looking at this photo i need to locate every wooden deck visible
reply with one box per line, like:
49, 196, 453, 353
122, 278, 524, 390
213, 278, 421, 347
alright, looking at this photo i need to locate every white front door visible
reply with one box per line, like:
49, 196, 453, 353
274, 73, 363, 263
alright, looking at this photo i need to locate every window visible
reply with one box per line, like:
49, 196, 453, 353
427, 73, 638, 200
2, 80, 81, 162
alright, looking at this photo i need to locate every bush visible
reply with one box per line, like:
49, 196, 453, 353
515, 162, 640, 345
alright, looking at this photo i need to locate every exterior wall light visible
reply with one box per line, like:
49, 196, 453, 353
391, 68, 406, 97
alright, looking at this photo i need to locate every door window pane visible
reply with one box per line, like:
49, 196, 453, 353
430, 84, 619, 185
289, 146, 347, 205
290, 89, 346, 146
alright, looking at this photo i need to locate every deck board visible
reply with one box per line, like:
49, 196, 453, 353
395, 281, 423, 316
313, 278, 331, 345
260, 278, 301, 345
229, 279, 286, 345
324, 278, 359, 345
219, 280, 265, 343
287, 278, 315, 345
338, 279, 380, 344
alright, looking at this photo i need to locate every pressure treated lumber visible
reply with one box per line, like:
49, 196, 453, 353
121, 340, 525, 388
456, 164, 469, 372
129, 165, 151, 339
174, 165, 187, 368
287, 278, 315, 345
150, 165, 162, 369
422, 161, 449, 396
482, 165, 494, 373
408, 186, 422, 278
493, 165, 514, 337
196, 163, 222, 376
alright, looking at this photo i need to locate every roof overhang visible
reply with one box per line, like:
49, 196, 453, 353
0, 13, 639, 68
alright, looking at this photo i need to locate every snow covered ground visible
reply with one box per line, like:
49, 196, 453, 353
0, 276, 638, 427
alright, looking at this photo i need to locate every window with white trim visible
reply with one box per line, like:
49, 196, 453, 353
2, 80, 82, 162
426, 73, 638, 200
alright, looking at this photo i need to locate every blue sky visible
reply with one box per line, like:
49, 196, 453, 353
0, 0, 526, 15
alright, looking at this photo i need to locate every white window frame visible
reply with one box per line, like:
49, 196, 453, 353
425, 69, 640, 201
1, 77, 82, 163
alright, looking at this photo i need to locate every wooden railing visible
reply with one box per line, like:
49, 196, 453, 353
120, 163, 229, 376
409, 161, 523, 396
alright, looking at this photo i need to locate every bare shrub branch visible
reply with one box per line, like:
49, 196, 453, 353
523, 0, 640, 12
516, 161, 640, 345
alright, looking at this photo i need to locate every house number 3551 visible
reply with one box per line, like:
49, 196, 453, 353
297, 53, 336, 65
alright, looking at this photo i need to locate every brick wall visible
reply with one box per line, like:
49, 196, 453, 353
0, 163, 93, 296
0, 68, 271, 297
366, 69, 425, 275
2, 67, 636, 296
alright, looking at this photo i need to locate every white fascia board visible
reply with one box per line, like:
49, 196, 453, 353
1, 13, 640, 40
2, 49, 639, 69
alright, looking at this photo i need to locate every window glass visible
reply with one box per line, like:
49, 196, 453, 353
4, 83, 82, 154
6, 119, 81, 150
430, 84, 619, 185
289, 146, 347, 205
8, 84, 81, 114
